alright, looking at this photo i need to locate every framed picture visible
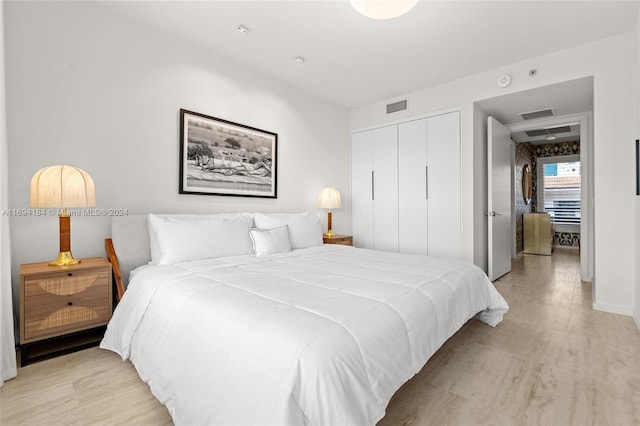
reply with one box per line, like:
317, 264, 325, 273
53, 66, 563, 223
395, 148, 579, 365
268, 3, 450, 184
179, 109, 277, 198
636, 139, 640, 196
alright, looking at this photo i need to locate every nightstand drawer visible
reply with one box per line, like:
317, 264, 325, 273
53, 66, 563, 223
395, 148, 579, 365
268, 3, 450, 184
20, 259, 112, 344
323, 234, 353, 246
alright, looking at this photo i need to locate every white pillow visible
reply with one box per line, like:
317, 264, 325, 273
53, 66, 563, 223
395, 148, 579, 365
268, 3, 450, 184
249, 226, 292, 256
254, 212, 323, 249
148, 213, 254, 265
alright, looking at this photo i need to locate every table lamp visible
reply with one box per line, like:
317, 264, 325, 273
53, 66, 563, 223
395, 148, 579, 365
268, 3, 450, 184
318, 187, 341, 238
30, 165, 96, 266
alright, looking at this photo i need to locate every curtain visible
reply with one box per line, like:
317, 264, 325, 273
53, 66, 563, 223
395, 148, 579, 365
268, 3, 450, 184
0, 0, 18, 386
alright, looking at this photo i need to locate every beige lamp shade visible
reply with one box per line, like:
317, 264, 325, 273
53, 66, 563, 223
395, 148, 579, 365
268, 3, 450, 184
318, 187, 341, 238
30, 165, 96, 208
349, 0, 418, 20
29, 165, 96, 266
318, 187, 341, 209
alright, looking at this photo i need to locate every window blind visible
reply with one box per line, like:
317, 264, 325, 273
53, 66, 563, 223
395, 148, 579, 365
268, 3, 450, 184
543, 186, 580, 225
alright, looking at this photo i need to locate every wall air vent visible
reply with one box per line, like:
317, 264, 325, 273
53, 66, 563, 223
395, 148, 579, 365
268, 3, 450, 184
519, 108, 555, 120
386, 99, 408, 114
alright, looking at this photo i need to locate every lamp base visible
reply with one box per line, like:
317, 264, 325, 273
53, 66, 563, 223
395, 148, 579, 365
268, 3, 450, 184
49, 251, 81, 266
324, 230, 335, 238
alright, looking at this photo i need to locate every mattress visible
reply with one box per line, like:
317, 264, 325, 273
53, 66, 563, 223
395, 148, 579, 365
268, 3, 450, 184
101, 244, 508, 425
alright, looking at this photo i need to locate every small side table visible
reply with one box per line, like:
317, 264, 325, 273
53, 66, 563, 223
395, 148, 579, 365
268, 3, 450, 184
322, 234, 353, 246
18, 257, 112, 365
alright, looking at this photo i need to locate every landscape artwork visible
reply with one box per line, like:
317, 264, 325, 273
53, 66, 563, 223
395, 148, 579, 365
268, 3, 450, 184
179, 109, 277, 198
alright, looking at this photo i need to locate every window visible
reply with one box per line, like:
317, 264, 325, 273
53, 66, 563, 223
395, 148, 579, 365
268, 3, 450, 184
541, 160, 581, 225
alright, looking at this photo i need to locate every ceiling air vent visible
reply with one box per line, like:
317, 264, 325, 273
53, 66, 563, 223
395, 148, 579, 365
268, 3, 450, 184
525, 126, 572, 138
386, 99, 408, 115
519, 108, 555, 120
525, 129, 550, 137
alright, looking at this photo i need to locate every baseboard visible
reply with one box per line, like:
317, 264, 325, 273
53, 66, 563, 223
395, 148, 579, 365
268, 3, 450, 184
634, 310, 640, 332
592, 302, 634, 316
552, 245, 579, 251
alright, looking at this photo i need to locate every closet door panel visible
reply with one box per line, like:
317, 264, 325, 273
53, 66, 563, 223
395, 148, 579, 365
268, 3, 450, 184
372, 125, 399, 252
398, 119, 428, 255
351, 130, 374, 249
427, 111, 461, 258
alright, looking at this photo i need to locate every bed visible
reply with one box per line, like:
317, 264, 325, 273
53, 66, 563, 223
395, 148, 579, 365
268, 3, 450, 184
100, 213, 508, 425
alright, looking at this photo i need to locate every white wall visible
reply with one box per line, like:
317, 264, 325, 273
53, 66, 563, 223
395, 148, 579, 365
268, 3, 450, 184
350, 32, 637, 315
4, 2, 350, 289
472, 104, 488, 272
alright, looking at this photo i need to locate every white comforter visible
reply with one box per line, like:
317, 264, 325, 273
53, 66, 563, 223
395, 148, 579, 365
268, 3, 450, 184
101, 245, 508, 426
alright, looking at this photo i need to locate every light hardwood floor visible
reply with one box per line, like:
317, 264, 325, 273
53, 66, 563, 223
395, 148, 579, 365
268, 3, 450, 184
2, 249, 639, 425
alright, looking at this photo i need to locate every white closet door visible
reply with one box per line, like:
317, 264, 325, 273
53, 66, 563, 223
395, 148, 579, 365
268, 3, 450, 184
351, 130, 374, 249
372, 125, 399, 252
427, 111, 461, 258
398, 119, 428, 255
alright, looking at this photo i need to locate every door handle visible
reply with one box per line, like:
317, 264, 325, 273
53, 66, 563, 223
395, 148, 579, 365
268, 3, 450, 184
485, 211, 503, 217
425, 166, 429, 200
371, 171, 375, 201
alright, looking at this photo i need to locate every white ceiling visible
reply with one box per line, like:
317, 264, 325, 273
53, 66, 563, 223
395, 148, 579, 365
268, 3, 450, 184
477, 76, 592, 143
97, 1, 640, 110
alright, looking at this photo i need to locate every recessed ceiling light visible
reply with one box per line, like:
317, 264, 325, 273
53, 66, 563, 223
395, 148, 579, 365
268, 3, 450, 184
546, 135, 557, 141
294, 56, 305, 63
236, 25, 250, 34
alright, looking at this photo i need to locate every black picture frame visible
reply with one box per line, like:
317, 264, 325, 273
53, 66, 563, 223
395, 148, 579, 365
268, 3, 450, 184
636, 139, 639, 196
179, 109, 277, 198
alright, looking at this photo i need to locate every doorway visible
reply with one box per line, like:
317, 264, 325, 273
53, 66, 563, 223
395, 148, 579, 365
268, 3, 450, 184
508, 115, 591, 282
474, 77, 594, 283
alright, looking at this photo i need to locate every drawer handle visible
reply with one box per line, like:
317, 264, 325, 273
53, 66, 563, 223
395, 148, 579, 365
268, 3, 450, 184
67, 273, 73, 277
68, 302, 73, 306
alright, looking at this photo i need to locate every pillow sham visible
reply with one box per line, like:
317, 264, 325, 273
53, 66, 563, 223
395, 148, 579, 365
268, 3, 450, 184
253, 212, 323, 249
249, 225, 292, 256
148, 213, 254, 265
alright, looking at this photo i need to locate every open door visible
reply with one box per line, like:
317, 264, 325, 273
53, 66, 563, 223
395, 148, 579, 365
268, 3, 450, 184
488, 117, 512, 281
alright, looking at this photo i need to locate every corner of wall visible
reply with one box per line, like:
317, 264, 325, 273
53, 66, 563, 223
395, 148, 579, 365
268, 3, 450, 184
635, 194, 640, 330
634, 6, 640, 331
472, 103, 488, 272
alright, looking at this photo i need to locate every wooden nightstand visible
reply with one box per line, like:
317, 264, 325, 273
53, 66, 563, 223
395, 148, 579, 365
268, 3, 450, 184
19, 257, 112, 365
322, 234, 353, 246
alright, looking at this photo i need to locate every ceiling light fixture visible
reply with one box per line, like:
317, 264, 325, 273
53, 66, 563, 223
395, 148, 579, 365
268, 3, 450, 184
294, 56, 305, 63
350, 0, 419, 20
236, 24, 250, 34
546, 135, 557, 141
